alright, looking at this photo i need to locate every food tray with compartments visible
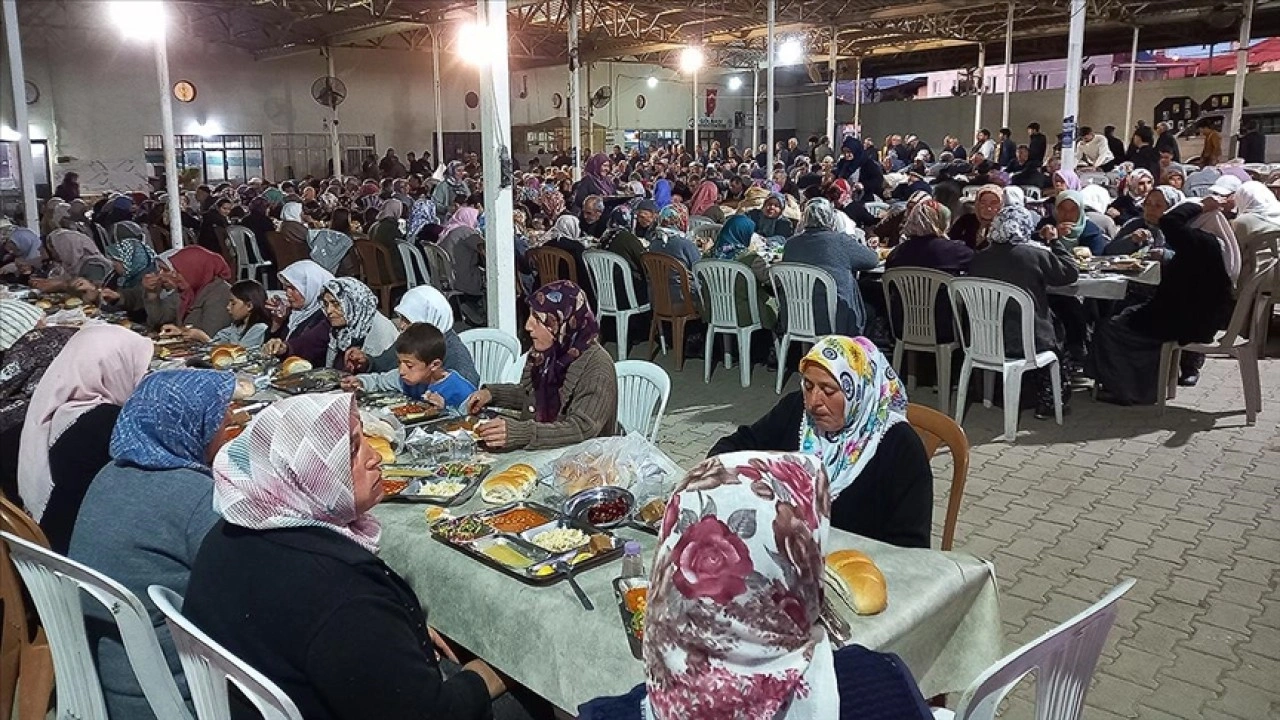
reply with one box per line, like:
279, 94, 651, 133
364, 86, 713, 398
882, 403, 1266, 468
430, 501, 624, 585
380, 460, 492, 506
269, 368, 343, 394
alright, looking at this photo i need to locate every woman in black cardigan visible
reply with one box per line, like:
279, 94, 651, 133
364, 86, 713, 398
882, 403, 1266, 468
709, 335, 933, 549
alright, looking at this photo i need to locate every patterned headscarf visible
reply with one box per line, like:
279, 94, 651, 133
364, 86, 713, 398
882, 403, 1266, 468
549, 214, 583, 243
1126, 168, 1154, 200
800, 197, 838, 231
1153, 185, 1186, 209
323, 277, 379, 357
797, 335, 907, 497
644, 451, 837, 720
0, 326, 77, 434
658, 202, 689, 233
279, 260, 335, 334
376, 198, 403, 222
0, 300, 43, 352
104, 233, 157, 288
989, 205, 1039, 245
1002, 185, 1026, 210
538, 186, 566, 220
713, 215, 757, 260
406, 198, 439, 240
109, 369, 236, 475
601, 204, 641, 251
169, 246, 233, 320
527, 280, 599, 423
902, 198, 951, 238
212, 392, 381, 554
830, 178, 853, 207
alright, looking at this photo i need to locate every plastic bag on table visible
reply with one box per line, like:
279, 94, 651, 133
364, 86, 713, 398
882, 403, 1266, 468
551, 432, 671, 498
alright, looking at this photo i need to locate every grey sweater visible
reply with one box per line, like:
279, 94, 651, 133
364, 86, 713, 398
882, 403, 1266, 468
781, 230, 880, 335
485, 341, 618, 451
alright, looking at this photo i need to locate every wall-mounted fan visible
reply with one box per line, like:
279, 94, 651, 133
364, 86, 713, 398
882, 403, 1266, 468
311, 76, 347, 109
590, 86, 613, 109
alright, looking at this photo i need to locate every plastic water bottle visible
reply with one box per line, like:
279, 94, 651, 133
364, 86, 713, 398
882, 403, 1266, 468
619, 541, 645, 579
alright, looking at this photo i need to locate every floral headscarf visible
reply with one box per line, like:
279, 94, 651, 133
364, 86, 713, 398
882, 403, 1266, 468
713, 215, 757, 260
800, 197, 838, 231
406, 198, 438, 242
1153, 185, 1186, 209
902, 198, 951, 238
527, 280, 599, 423
444, 160, 468, 194
109, 369, 235, 475
168, 246, 233, 319
538, 186, 566, 220
322, 277, 379, 357
376, 198, 403, 222
644, 451, 837, 720
658, 202, 689, 233
601, 205, 642, 251
797, 335, 907, 497
213, 392, 381, 554
1002, 185, 1026, 210
549, 214, 582, 243
989, 205, 1038, 245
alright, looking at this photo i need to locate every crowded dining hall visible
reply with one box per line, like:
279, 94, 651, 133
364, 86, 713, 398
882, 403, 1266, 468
2, 0, 1279, 718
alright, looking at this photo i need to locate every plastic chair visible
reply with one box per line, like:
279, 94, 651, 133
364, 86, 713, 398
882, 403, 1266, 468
528, 246, 579, 286
420, 243, 460, 299
959, 185, 982, 204
864, 201, 890, 218
225, 226, 273, 284
883, 267, 958, 414
503, 352, 529, 384
1157, 257, 1277, 425
459, 328, 522, 387
398, 243, 432, 289
147, 586, 303, 720
0, 531, 193, 720
354, 241, 406, 315
691, 223, 723, 253
0, 499, 52, 720
694, 259, 762, 387
583, 249, 651, 360
906, 404, 970, 551
641, 253, 700, 371
1018, 186, 1043, 201
264, 231, 310, 272
949, 278, 1062, 442
614, 360, 671, 442
942, 579, 1135, 720
306, 229, 354, 275
768, 262, 839, 394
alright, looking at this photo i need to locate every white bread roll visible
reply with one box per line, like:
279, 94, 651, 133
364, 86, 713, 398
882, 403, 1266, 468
824, 549, 888, 616
280, 356, 313, 376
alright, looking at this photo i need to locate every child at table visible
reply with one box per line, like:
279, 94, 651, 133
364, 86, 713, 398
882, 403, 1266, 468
179, 280, 271, 349
340, 322, 477, 411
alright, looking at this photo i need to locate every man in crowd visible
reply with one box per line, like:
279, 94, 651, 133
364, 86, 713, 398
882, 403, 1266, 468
1027, 122, 1047, 169
997, 128, 1017, 168
1154, 122, 1181, 162
1074, 126, 1113, 169
971, 129, 996, 161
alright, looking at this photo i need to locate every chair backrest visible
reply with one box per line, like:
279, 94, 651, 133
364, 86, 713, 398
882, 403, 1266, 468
694, 259, 760, 330
420, 243, 456, 294
1, 496, 49, 695
960, 185, 982, 203
583, 249, 642, 313
1219, 256, 1279, 345
0, 531, 193, 720
528, 246, 578, 286
641, 252, 696, 318
864, 201, 890, 218
614, 360, 671, 442
949, 278, 1037, 365
397, 243, 432, 289
265, 232, 310, 270
306, 229, 354, 275
768, 262, 838, 340
882, 267, 953, 347
91, 223, 111, 251
503, 351, 529, 384
691, 223, 723, 252
458, 328, 522, 387
225, 226, 267, 273
906, 404, 970, 551
953, 579, 1135, 720
355, 241, 398, 288
148, 586, 303, 720
1018, 186, 1043, 201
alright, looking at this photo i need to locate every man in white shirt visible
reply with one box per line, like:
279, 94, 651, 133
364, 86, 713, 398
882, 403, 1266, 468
971, 129, 996, 161
1074, 126, 1114, 169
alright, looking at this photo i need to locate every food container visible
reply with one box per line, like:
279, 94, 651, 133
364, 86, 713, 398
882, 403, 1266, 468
470, 536, 550, 570
386, 400, 441, 425
562, 486, 635, 530
269, 368, 343, 394
612, 577, 649, 660
379, 459, 490, 506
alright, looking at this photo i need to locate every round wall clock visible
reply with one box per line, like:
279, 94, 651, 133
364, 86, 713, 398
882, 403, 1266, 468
173, 80, 197, 103
24, 80, 39, 105
465, 91, 480, 109
551, 93, 563, 109
636, 94, 646, 109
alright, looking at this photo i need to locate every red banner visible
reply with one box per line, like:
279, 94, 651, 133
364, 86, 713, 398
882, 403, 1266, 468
705, 88, 718, 116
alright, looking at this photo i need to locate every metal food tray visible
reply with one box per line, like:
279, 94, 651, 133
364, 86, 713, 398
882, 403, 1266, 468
431, 501, 624, 586
612, 577, 648, 660
270, 368, 343, 394
380, 461, 491, 506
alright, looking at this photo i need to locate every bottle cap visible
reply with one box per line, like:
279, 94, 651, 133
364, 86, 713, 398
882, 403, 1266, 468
623, 541, 641, 556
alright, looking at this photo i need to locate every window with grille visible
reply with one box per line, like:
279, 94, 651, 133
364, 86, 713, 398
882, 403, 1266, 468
144, 134, 264, 184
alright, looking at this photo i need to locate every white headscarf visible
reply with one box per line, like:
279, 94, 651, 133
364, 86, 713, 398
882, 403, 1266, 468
1234, 180, 1280, 222
394, 285, 455, 333
281, 202, 304, 223
279, 260, 335, 334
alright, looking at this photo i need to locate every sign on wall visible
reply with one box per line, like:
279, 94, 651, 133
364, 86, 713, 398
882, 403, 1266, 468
705, 88, 718, 116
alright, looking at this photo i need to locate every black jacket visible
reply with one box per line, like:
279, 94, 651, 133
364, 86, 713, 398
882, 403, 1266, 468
1239, 131, 1266, 164
1155, 131, 1180, 162
1126, 145, 1162, 180
184, 523, 493, 720
708, 394, 933, 549
967, 240, 1080, 354
1027, 133, 1047, 170
1128, 202, 1232, 344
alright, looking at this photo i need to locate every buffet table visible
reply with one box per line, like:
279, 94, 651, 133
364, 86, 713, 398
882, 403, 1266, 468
374, 444, 1004, 712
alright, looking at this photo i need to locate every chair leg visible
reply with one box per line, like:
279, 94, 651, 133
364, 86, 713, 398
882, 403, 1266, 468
1239, 346, 1261, 424
983, 371, 995, 409
1002, 365, 1023, 442
955, 358, 973, 425
892, 343, 905, 382
739, 330, 752, 388
673, 317, 687, 371
775, 335, 792, 395
936, 346, 952, 416
703, 329, 715, 384
617, 313, 630, 360
647, 317, 660, 361
17, 642, 52, 720
0, 643, 17, 720
1049, 361, 1064, 426
906, 351, 918, 392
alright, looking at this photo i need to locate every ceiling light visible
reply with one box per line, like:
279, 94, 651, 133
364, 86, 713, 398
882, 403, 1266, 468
680, 46, 705, 74
778, 38, 804, 66
108, 1, 166, 41
728, 76, 743, 91
647, 76, 659, 88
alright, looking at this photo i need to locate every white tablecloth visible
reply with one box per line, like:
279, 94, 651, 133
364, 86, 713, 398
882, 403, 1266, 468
1048, 260, 1161, 300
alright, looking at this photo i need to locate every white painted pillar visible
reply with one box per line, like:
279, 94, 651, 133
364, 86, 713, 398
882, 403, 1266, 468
431, 28, 444, 170
827, 28, 838, 144
751, 66, 759, 157
477, 0, 516, 335
1002, 0, 1014, 128
1060, 0, 1086, 169
766, 0, 776, 159
1229, 0, 1254, 159
568, 0, 582, 180
1123, 26, 1139, 143
853, 56, 862, 130
692, 66, 699, 159
327, 49, 342, 178
973, 43, 986, 140
1, 0, 36, 232
154, 23, 182, 246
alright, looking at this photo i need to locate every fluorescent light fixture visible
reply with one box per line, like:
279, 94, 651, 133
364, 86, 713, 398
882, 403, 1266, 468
0, 125, 20, 141
108, 1, 166, 41
679, 46, 704, 73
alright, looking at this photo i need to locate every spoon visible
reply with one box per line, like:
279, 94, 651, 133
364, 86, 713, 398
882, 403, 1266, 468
555, 559, 594, 611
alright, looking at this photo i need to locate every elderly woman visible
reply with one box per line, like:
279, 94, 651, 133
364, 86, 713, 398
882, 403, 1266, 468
1042, 191, 1108, 256
705, 215, 776, 331
709, 336, 931, 546
68, 369, 236, 720
150, 245, 235, 336
32, 226, 114, 294
871, 190, 929, 247
261, 260, 336, 367
368, 199, 407, 281
577, 451, 933, 720
1230, 180, 1280, 282
746, 192, 795, 241
440, 207, 486, 315
320, 277, 399, 373
648, 203, 703, 304
598, 205, 648, 305
1090, 201, 1234, 402
885, 200, 972, 346
433, 160, 470, 211
542, 214, 593, 297
465, 281, 617, 451
183, 392, 518, 720
781, 198, 880, 336
0, 227, 43, 278
393, 285, 479, 386
1107, 186, 1185, 259
573, 153, 615, 211
948, 184, 1002, 250
279, 201, 310, 245
19, 326, 153, 552
687, 180, 724, 223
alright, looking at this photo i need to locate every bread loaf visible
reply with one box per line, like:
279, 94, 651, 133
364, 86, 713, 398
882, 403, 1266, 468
823, 549, 887, 616
366, 435, 395, 465
480, 463, 537, 503
280, 356, 313, 376
210, 347, 242, 369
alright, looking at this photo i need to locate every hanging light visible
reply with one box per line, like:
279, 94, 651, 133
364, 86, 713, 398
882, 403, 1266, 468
728, 76, 743, 91
458, 22, 497, 65
107, 1, 166, 41
680, 46, 705, 74
778, 38, 804, 66
647, 76, 659, 88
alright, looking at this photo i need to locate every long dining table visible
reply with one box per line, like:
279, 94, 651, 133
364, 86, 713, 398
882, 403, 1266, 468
373, 442, 1005, 713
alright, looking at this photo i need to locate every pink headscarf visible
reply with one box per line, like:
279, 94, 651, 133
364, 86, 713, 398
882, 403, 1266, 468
440, 206, 481, 238
17, 325, 153, 521
688, 180, 721, 218
212, 392, 381, 554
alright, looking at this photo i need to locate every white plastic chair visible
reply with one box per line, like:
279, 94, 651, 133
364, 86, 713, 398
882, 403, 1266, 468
503, 352, 529, 384
1156, 257, 1276, 425
768, 263, 839, 394
614, 360, 671, 442
0, 531, 193, 720
226, 226, 273, 284
940, 579, 1135, 720
459, 328, 522, 387
691, 223, 723, 253
694, 259, 762, 387
148, 586, 303, 720
959, 185, 982, 204
864, 201, 889, 218
397, 243, 432, 289
1018, 186, 1043, 201
583, 249, 651, 360
883, 268, 958, 414
949, 278, 1063, 442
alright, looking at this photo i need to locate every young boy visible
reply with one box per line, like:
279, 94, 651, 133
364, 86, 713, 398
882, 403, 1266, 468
340, 322, 476, 410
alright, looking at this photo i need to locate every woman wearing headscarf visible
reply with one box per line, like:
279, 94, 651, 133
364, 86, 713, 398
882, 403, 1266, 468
707, 215, 776, 331
687, 180, 724, 222
155, 245, 235, 336
262, 260, 335, 367
393, 285, 479, 386
1044, 191, 1108, 256
0, 324, 77, 504
541, 214, 595, 303
573, 153, 616, 212
1090, 200, 1233, 401
465, 280, 617, 451
1160, 166, 1186, 191
597, 204, 650, 309
1077, 184, 1120, 240
885, 200, 971, 345
18, 325, 153, 551
96, 195, 136, 229
406, 197, 439, 245
578, 450, 933, 720
781, 199, 880, 336
103, 227, 158, 289
279, 201, 310, 245
0, 226, 44, 280
439, 206, 486, 312
1107, 185, 1185, 259
746, 192, 796, 241
648, 203, 702, 305
183, 392, 518, 720
651, 178, 674, 210
68, 369, 237, 720
1106, 169, 1154, 226
537, 183, 567, 224
1230, 180, 1280, 282
367, 198, 408, 281
432, 160, 471, 212
709, 335, 931, 545
969, 206, 1080, 418
34, 227, 114, 293
948, 184, 1004, 250
321, 277, 399, 373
